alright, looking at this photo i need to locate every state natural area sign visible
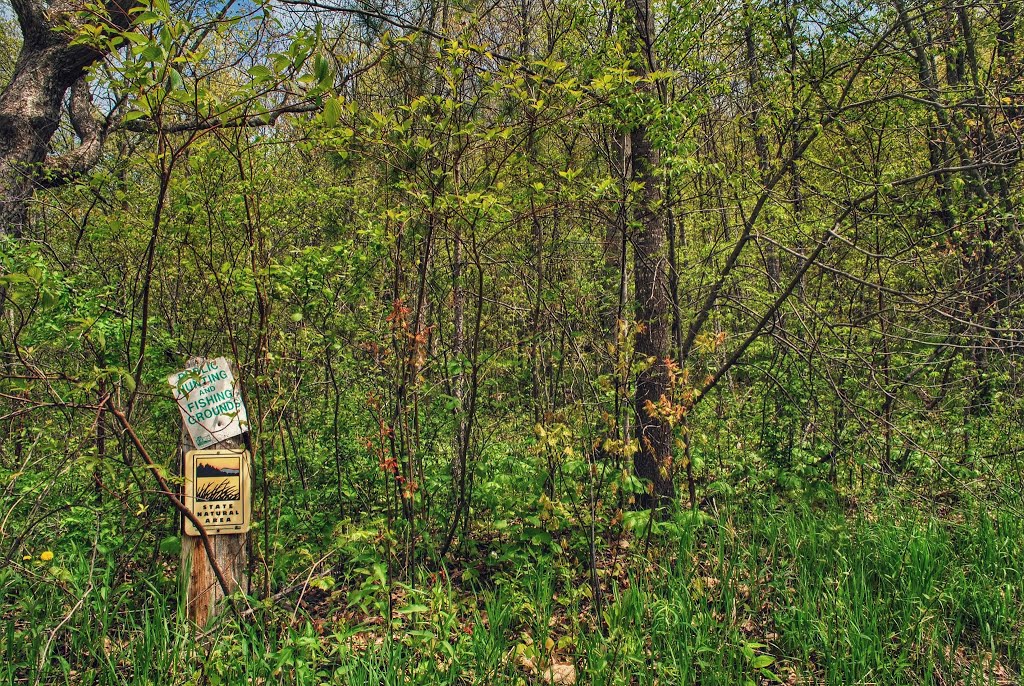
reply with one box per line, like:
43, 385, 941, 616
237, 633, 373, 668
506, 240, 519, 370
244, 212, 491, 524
168, 357, 248, 449
182, 449, 252, 535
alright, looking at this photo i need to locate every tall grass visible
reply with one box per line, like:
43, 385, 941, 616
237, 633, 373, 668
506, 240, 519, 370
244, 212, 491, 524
3, 502, 1021, 685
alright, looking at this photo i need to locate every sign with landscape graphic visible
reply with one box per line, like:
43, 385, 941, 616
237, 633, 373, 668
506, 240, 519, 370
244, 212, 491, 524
183, 449, 251, 536
168, 357, 249, 449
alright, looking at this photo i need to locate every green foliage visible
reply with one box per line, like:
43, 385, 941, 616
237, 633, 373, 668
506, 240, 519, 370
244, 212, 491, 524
2, 0, 1023, 681
3, 502, 1022, 684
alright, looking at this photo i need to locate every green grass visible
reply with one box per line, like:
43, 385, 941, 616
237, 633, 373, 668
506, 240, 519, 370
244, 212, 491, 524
4, 501, 1022, 685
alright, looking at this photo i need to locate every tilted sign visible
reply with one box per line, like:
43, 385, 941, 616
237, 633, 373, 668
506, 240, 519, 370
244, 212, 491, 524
183, 449, 252, 535
168, 357, 248, 449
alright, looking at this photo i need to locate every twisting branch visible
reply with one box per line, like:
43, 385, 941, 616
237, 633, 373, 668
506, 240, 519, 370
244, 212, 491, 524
39, 77, 117, 188
103, 397, 237, 607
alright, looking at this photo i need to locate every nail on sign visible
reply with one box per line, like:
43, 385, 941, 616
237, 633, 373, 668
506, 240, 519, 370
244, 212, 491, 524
168, 357, 248, 449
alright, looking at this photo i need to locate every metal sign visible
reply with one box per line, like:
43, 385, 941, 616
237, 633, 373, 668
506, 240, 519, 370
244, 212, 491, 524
168, 357, 248, 449
183, 449, 251, 536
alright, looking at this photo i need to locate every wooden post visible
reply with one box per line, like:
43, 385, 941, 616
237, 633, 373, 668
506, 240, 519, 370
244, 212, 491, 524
177, 357, 249, 626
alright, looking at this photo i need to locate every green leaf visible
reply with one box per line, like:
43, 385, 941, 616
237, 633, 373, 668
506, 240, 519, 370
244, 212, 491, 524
159, 536, 181, 555
272, 54, 291, 73
248, 65, 273, 82
123, 32, 149, 45
397, 604, 429, 614
139, 44, 164, 62
406, 630, 436, 640
314, 56, 330, 84
167, 68, 183, 92
322, 97, 341, 127
751, 655, 775, 669
120, 369, 137, 392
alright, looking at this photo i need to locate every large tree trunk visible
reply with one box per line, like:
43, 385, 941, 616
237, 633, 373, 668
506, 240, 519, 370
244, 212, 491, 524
0, 0, 130, 235
627, 0, 675, 508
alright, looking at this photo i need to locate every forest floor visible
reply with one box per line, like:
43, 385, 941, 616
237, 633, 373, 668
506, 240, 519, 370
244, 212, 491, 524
4, 493, 1023, 685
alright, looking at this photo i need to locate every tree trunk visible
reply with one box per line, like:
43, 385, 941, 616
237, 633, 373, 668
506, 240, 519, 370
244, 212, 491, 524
627, 0, 674, 508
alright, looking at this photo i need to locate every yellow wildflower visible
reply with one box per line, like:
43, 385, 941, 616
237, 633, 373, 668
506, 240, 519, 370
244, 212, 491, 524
40, 551, 53, 562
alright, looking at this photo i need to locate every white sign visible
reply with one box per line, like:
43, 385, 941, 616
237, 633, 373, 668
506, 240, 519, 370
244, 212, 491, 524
168, 357, 248, 449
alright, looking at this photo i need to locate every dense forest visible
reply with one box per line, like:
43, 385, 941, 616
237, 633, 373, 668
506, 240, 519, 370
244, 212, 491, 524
1, 0, 1023, 681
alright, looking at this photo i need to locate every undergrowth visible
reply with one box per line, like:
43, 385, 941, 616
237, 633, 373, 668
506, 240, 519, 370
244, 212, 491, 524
3, 500, 1022, 685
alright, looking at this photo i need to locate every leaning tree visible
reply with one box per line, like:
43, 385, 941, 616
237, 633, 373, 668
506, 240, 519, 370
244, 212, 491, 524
0, 0, 140, 235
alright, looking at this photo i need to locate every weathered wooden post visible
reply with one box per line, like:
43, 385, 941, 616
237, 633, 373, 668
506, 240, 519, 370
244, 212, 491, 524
168, 356, 251, 626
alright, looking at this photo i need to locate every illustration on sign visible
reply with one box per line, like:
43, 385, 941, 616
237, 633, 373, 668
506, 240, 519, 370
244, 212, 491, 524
183, 449, 251, 536
168, 357, 248, 449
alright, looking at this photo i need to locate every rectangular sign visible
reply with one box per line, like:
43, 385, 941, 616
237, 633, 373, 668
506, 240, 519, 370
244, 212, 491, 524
168, 357, 248, 449
183, 449, 251, 536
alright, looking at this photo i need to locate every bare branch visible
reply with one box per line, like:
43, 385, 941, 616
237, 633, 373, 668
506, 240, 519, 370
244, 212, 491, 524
117, 99, 322, 134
